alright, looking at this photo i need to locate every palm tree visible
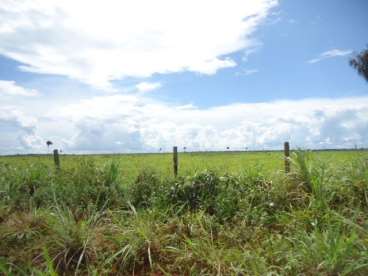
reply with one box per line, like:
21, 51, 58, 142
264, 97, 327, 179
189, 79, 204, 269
46, 140, 53, 149
350, 46, 368, 82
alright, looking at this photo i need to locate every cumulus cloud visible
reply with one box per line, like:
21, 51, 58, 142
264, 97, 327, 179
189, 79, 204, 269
308, 48, 353, 64
0, 80, 39, 96
29, 95, 366, 154
135, 82, 162, 93
0, 107, 43, 154
1, 95, 368, 154
0, 0, 277, 90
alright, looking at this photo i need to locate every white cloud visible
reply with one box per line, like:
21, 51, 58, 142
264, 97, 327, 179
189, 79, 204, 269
308, 48, 353, 64
23, 95, 367, 153
0, 80, 39, 96
0, 107, 43, 154
1, 95, 368, 154
236, 69, 259, 76
136, 82, 162, 93
0, 0, 277, 90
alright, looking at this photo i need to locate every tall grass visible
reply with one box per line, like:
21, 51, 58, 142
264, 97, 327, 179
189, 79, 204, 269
0, 151, 367, 274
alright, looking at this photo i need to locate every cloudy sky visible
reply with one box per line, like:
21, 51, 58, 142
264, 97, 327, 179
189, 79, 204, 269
0, 0, 367, 154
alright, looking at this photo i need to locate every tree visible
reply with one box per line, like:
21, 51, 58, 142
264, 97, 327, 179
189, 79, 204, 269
350, 46, 368, 82
46, 140, 53, 149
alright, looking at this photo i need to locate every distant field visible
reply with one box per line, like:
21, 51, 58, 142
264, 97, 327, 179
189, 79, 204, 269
0, 150, 366, 182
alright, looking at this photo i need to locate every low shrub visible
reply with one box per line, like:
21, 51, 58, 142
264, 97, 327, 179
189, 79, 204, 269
165, 171, 220, 214
129, 169, 160, 209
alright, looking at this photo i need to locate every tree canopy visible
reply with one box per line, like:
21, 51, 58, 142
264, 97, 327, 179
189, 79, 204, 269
350, 46, 368, 82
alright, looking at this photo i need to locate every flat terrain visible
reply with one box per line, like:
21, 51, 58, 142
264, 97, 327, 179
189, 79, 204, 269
1, 150, 368, 275
0, 150, 365, 181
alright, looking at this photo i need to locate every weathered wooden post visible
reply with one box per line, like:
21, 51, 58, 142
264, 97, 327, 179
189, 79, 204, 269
173, 146, 178, 177
53, 149, 60, 170
284, 142, 290, 173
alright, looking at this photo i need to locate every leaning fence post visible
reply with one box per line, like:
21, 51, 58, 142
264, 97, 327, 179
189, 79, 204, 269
53, 149, 60, 170
173, 146, 178, 177
284, 142, 290, 173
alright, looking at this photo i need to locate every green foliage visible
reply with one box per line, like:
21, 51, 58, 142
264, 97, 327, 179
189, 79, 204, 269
129, 169, 160, 208
290, 228, 367, 275
350, 46, 368, 82
165, 170, 219, 213
0, 160, 124, 213
0, 151, 368, 274
0, 163, 51, 210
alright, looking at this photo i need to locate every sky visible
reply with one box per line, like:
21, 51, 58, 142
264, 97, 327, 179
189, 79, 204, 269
0, 0, 367, 154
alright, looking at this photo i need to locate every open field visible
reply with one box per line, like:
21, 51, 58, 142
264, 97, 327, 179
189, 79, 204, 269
1, 150, 365, 181
1, 150, 368, 275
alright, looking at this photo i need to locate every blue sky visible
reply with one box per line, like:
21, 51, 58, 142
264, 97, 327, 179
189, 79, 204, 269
152, 0, 368, 106
0, 0, 367, 154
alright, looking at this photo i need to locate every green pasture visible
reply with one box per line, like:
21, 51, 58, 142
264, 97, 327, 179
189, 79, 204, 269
0, 150, 365, 182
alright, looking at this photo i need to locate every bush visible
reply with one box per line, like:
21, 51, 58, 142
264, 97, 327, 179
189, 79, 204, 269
162, 169, 277, 223
165, 171, 219, 214
129, 169, 160, 208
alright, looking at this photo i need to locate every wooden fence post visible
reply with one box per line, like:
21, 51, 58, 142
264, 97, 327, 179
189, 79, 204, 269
173, 146, 178, 177
53, 149, 60, 170
284, 142, 290, 173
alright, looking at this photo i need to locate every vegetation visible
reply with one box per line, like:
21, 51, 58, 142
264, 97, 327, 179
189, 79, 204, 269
350, 46, 368, 82
0, 150, 367, 275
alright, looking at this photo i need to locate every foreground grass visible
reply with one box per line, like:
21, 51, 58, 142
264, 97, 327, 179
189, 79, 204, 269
0, 151, 368, 275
